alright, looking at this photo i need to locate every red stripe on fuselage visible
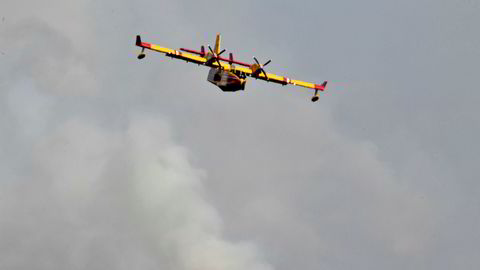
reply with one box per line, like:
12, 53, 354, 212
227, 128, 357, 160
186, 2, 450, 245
180, 48, 251, 67
218, 56, 251, 67
180, 48, 200, 55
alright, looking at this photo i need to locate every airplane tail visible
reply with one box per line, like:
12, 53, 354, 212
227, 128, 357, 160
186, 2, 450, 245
214, 33, 221, 54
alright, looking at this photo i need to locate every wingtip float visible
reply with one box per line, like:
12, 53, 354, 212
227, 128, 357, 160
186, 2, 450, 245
135, 34, 327, 102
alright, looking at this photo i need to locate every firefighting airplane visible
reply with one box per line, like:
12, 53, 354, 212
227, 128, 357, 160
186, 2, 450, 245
135, 33, 327, 102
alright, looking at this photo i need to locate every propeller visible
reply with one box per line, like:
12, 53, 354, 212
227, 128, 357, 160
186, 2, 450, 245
253, 57, 271, 79
207, 45, 226, 68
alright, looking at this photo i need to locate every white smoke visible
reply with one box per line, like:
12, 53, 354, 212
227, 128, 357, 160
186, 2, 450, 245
0, 8, 273, 269
0, 107, 274, 270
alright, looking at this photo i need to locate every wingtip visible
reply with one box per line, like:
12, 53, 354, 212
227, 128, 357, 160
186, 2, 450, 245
136, 35, 141, 46
315, 81, 328, 91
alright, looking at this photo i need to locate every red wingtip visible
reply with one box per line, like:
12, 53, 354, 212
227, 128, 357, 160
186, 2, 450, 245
136, 35, 152, 48
315, 81, 328, 91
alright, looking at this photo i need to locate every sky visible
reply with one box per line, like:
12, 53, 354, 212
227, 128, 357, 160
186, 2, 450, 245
1, 0, 479, 269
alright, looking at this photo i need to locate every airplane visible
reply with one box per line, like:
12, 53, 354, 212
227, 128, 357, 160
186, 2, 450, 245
135, 33, 327, 102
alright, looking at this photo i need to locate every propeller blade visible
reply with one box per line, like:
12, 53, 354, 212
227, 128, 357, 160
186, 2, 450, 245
264, 60, 271, 66
253, 57, 260, 65
218, 49, 226, 56
262, 69, 268, 79
208, 45, 214, 54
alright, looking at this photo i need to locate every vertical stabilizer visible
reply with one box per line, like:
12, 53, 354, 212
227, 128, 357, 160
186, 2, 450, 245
214, 33, 221, 54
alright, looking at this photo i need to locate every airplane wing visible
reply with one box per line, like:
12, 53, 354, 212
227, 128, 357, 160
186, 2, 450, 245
136, 35, 207, 65
136, 35, 327, 99
231, 66, 327, 92
136, 35, 237, 71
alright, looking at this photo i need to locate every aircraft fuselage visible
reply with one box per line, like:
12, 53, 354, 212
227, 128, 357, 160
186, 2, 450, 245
207, 68, 246, 92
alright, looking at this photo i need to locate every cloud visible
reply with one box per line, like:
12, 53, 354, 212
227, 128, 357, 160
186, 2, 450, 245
0, 110, 273, 270
0, 19, 97, 95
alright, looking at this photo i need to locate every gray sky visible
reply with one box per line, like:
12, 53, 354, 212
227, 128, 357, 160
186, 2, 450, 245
1, 0, 479, 269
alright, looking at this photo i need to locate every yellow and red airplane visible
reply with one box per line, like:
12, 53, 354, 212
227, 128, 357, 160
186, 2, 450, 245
136, 33, 327, 102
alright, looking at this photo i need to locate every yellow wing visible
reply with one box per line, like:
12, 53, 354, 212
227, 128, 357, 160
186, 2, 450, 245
136, 35, 207, 65
231, 66, 327, 92
136, 35, 238, 71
